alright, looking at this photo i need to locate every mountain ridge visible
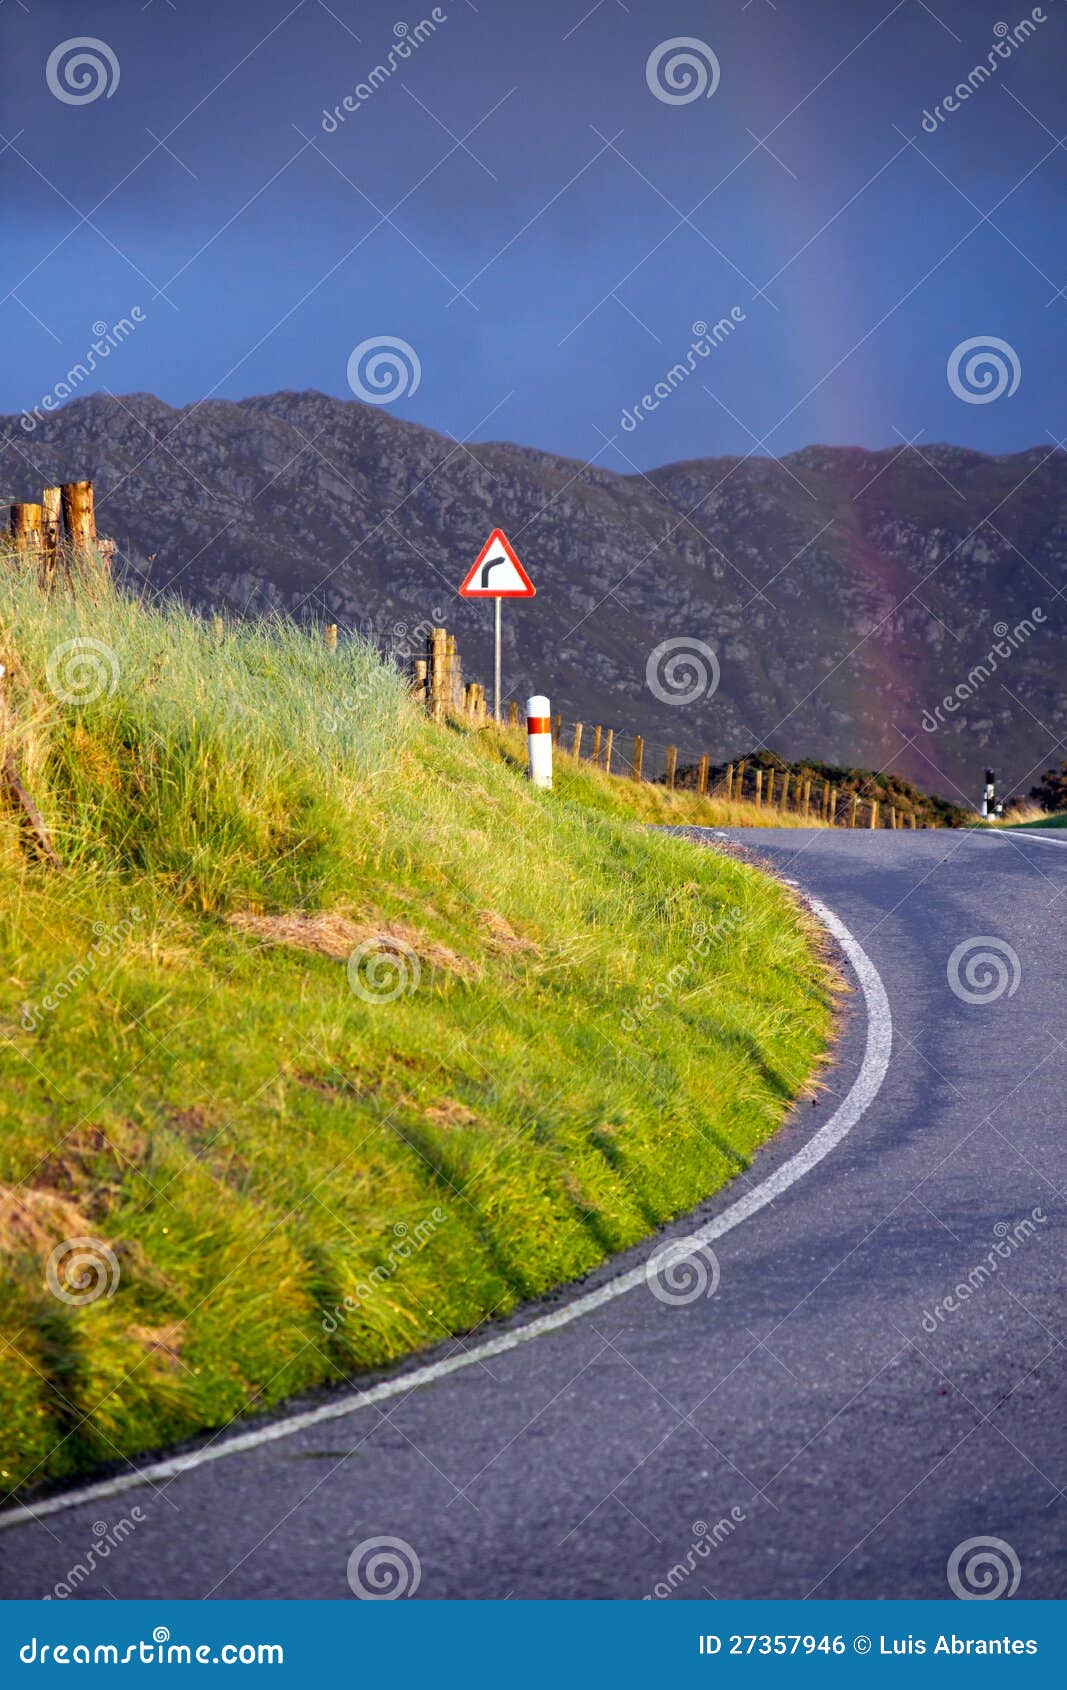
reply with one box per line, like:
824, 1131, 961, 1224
3, 389, 1064, 801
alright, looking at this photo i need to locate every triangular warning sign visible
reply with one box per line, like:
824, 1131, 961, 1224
458, 529, 536, 598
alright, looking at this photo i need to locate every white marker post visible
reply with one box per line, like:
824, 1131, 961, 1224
526, 695, 553, 789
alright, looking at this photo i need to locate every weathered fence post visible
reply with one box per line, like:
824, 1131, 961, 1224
802, 778, 812, 820
780, 771, 790, 811
324, 623, 338, 653
698, 753, 709, 796
829, 785, 837, 826
849, 791, 858, 829
10, 504, 43, 567
603, 728, 614, 775
41, 487, 61, 583
755, 768, 763, 809
553, 714, 562, 743
508, 699, 519, 728
665, 745, 676, 790
592, 724, 602, 767
766, 767, 775, 807
61, 480, 96, 556
869, 800, 879, 829
632, 735, 644, 782
571, 722, 583, 760
725, 762, 735, 801
429, 627, 448, 723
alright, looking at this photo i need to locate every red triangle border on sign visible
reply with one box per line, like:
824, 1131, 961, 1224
458, 528, 536, 598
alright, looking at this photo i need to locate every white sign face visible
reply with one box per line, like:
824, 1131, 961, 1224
458, 529, 536, 598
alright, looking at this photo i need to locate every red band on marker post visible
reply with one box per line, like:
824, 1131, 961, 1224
526, 716, 551, 734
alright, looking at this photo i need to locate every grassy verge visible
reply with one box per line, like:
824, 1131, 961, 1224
0, 573, 833, 1498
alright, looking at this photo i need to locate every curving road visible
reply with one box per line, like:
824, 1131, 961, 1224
2, 829, 1066, 1600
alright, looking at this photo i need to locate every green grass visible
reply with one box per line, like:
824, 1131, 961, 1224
0, 570, 833, 1498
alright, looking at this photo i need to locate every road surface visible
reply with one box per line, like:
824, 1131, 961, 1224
2, 828, 1065, 1600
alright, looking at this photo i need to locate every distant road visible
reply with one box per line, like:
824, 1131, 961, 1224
2, 829, 1065, 1600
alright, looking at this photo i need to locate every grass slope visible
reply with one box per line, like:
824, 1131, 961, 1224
0, 574, 833, 1498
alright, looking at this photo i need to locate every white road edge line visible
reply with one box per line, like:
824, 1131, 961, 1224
0, 892, 891, 1533
984, 827, 1067, 850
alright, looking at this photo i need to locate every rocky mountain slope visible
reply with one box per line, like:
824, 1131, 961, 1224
3, 390, 1064, 800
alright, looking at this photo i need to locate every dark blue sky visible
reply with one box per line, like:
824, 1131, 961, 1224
2, 0, 1064, 468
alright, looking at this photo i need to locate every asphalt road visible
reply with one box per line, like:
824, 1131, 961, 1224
3, 828, 1065, 1601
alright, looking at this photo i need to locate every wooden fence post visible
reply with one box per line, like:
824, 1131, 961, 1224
553, 714, 562, 743
829, 785, 837, 826
869, 800, 879, 829
10, 504, 43, 568
802, 778, 812, 820
909, 811, 917, 830
736, 760, 747, 800
571, 722, 583, 759
429, 628, 448, 723
508, 699, 519, 728
755, 768, 763, 809
603, 728, 614, 775
849, 791, 858, 829
324, 623, 338, 653
41, 487, 61, 584
890, 805, 897, 830
665, 745, 676, 790
61, 480, 96, 554
725, 762, 734, 801
632, 735, 644, 782
766, 768, 775, 807
592, 724, 602, 767
780, 771, 790, 811
697, 753, 709, 796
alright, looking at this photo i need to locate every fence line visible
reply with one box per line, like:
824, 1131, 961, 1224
409, 627, 932, 829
